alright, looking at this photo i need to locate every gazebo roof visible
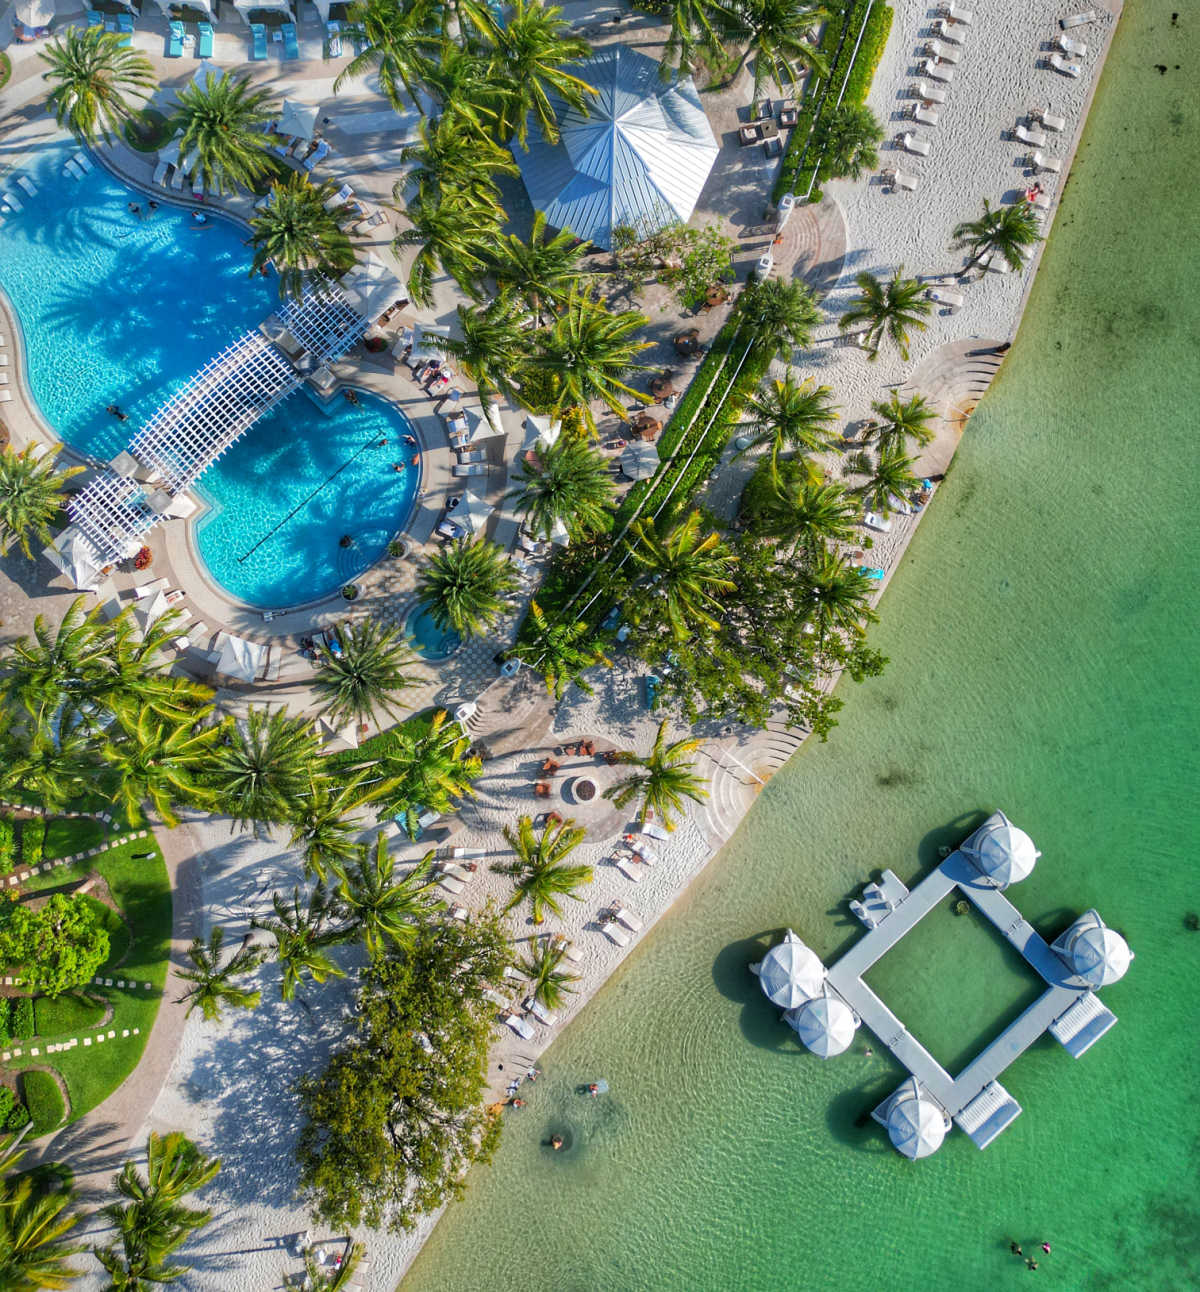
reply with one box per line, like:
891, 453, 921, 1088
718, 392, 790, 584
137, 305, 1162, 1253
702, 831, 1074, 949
886, 1079, 948, 1159
786, 991, 857, 1057
961, 811, 1040, 888
757, 929, 825, 1009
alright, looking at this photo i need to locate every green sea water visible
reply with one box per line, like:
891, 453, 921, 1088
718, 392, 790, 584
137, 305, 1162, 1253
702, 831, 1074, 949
405, 4, 1200, 1288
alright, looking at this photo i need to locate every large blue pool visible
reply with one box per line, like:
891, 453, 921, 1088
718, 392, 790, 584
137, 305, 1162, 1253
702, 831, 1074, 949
0, 142, 418, 607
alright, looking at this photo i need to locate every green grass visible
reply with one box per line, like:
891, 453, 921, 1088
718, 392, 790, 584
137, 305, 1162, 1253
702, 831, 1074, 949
33, 993, 106, 1038
121, 107, 170, 153
43, 816, 112, 861
0, 53, 11, 94
326, 710, 435, 775
21, 1070, 65, 1136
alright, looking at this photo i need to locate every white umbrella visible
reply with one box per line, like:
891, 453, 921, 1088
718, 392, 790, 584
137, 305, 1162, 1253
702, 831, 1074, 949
15, 0, 55, 28
132, 589, 171, 634
621, 442, 660, 481
461, 405, 504, 442
786, 992, 857, 1057
278, 99, 320, 143
340, 254, 401, 325
456, 490, 493, 534
317, 716, 359, 753
214, 632, 265, 683
756, 930, 825, 1009
43, 527, 102, 592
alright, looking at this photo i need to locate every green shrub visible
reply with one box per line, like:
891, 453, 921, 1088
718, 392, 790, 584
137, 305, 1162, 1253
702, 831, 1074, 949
0, 1087, 30, 1133
13, 998, 34, 1039
0, 53, 11, 95
0, 999, 11, 1045
0, 818, 13, 876
20, 1071, 65, 1136
19, 820, 44, 870
0, 893, 111, 997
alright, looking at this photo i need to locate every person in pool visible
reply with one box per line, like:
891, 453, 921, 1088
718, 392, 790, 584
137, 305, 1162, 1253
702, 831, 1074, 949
550, 1134, 564, 1151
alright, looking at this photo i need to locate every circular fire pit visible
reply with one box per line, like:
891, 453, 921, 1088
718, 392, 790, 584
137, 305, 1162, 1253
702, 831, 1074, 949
568, 776, 598, 805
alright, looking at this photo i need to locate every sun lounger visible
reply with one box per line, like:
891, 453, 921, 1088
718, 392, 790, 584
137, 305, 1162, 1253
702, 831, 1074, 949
640, 822, 670, 841
86, 9, 102, 26
501, 1010, 535, 1040
134, 577, 169, 599
281, 22, 299, 59
927, 287, 965, 308
441, 862, 475, 883
923, 41, 959, 64
192, 173, 206, 197
250, 23, 267, 60
554, 938, 583, 963
920, 59, 954, 82
16, 176, 36, 197
602, 922, 630, 947
116, 13, 133, 45
324, 182, 354, 209
524, 997, 558, 1026
0, 391, 10, 403
167, 21, 184, 57
151, 161, 169, 186
170, 166, 185, 190
1015, 124, 1047, 147
932, 19, 964, 44
1031, 190, 1052, 211
945, 1, 973, 21
1032, 108, 1066, 132
264, 644, 281, 681
625, 838, 659, 864
883, 168, 919, 191
457, 449, 487, 464
915, 80, 947, 105
1049, 53, 1082, 77
611, 903, 643, 932
196, 21, 213, 58
452, 464, 488, 477
438, 874, 466, 895
615, 857, 643, 882
302, 140, 330, 172
900, 133, 931, 157
1056, 33, 1087, 57
1060, 10, 1098, 29
863, 511, 891, 533
74, 152, 93, 173
913, 105, 939, 126
449, 904, 468, 923
1030, 150, 1061, 174
326, 20, 342, 57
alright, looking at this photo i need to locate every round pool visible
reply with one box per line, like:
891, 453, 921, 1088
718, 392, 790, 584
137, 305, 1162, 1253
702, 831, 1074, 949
406, 605, 461, 660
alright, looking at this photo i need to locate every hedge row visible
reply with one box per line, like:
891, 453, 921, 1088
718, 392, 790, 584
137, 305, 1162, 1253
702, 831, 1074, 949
21, 1070, 65, 1136
0, 1087, 30, 1133
0, 819, 12, 877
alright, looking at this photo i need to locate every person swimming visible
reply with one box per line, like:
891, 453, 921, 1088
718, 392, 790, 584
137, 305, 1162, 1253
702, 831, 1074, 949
550, 1134, 564, 1151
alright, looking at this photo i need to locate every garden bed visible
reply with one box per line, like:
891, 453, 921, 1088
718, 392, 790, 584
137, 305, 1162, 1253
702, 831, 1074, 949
122, 107, 171, 154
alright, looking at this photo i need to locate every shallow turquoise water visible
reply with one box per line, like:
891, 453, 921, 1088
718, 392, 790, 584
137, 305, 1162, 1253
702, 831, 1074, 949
0, 143, 417, 607
406, 4, 1200, 1289
405, 605, 462, 660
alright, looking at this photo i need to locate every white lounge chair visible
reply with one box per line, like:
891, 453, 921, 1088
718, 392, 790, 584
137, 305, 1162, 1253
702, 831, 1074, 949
602, 923, 630, 947
1030, 150, 1062, 174
900, 133, 931, 156
524, 997, 558, 1026
152, 161, 169, 186
501, 1010, 535, 1040
863, 511, 891, 533
325, 182, 354, 209
1056, 33, 1087, 56
170, 167, 185, 190
913, 105, 939, 126
555, 939, 583, 963
1031, 190, 1052, 210
452, 463, 488, 477
449, 905, 468, 923
134, 577, 169, 599
927, 286, 964, 308
626, 838, 659, 864
639, 822, 671, 841
438, 874, 465, 894
920, 59, 954, 82
0, 391, 10, 404
1049, 52, 1082, 77
441, 862, 475, 883
932, 19, 964, 44
1015, 124, 1047, 147
945, 1, 973, 22
457, 449, 487, 464
915, 80, 947, 104
1060, 10, 1098, 29
615, 857, 643, 882
192, 174, 205, 197
1032, 108, 1067, 131
611, 903, 643, 932
503, 965, 525, 984
923, 40, 959, 64
883, 168, 919, 191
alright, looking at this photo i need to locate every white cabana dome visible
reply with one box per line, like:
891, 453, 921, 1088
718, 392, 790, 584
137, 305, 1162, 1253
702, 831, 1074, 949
885, 1080, 948, 1159
756, 929, 825, 1010
513, 45, 719, 251
786, 992, 857, 1058
961, 810, 1040, 888
1057, 911, 1132, 987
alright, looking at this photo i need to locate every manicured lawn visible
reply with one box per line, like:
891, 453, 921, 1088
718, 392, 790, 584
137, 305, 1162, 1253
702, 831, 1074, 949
43, 816, 113, 861
326, 710, 435, 775
33, 993, 106, 1038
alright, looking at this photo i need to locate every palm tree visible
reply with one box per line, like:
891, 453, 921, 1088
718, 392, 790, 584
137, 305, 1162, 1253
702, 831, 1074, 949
176, 927, 266, 1023
252, 886, 349, 1001
433, 299, 531, 402
952, 197, 1042, 272
838, 267, 932, 361
870, 390, 937, 452
625, 511, 735, 639
39, 27, 155, 144
604, 720, 708, 828
399, 111, 516, 208
249, 174, 359, 300
0, 444, 82, 561
171, 72, 277, 194
493, 0, 595, 147
531, 283, 651, 428
519, 940, 579, 1010
511, 599, 610, 699
284, 1242, 366, 1292
205, 707, 321, 829
795, 546, 878, 639
332, 835, 443, 956
745, 470, 858, 555
848, 442, 923, 514
493, 815, 592, 925
287, 772, 380, 883
369, 710, 481, 840
738, 372, 840, 468
393, 181, 502, 307
1, 723, 98, 813
659, 0, 730, 80
101, 609, 211, 728
740, 277, 823, 359
725, 0, 828, 101
490, 212, 591, 325
506, 435, 614, 540
416, 538, 517, 639
0, 596, 113, 723
101, 708, 220, 827
312, 618, 421, 728
815, 103, 884, 181
0, 1169, 85, 1292
336, 0, 441, 114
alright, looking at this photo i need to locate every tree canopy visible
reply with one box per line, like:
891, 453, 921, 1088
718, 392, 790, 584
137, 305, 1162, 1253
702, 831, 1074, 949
0, 893, 110, 998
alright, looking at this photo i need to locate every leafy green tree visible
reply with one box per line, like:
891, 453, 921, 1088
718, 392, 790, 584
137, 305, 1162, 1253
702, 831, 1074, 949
296, 910, 511, 1229
511, 599, 610, 699
284, 1241, 366, 1292
618, 223, 739, 311
518, 939, 578, 1010
393, 181, 502, 307
252, 886, 349, 1002
0, 445, 82, 561
738, 372, 840, 469
312, 619, 421, 728
101, 708, 221, 827
39, 27, 155, 144
176, 927, 266, 1024
492, 816, 592, 925
847, 442, 923, 514
204, 707, 322, 830
740, 277, 823, 359
838, 267, 931, 361
659, 0, 731, 80
287, 772, 381, 883
171, 72, 277, 194
795, 545, 879, 640
249, 174, 359, 300
332, 836, 443, 957
366, 711, 482, 840
433, 298, 531, 402
490, 212, 591, 324
0, 1157, 85, 1292
870, 390, 937, 452
952, 196, 1042, 272
741, 462, 858, 555
492, 0, 595, 147
724, 0, 828, 100
603, 720, 708, 827
336, 0, 440, 113
0, 894, 109, 998
506, 435, 614, 541
625, 510, 735, 639
815, 102, 884, 181
416, 538, 517, 639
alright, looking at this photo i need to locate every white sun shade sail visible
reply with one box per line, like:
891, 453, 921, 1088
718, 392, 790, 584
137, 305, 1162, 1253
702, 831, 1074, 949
214, 632, 265, 683
43, 527, 103, 592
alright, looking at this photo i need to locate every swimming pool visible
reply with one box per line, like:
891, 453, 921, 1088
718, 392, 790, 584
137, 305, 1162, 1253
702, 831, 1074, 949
0, 141, 418, 607
405, 604, 462, 660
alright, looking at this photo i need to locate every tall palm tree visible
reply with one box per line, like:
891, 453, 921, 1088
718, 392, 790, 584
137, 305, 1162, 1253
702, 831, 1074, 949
659, 0, 730, 80
420, 42, 502, 137
511, 599, 610, 699
952, 197, 1042, 272
725, 0, 828, 101
603, 720, 708, 828
740, 277, 823, 359
433, 299, 532, 402
249, 174, 359, 300
101, 708, 220, 827
0, 1170, 85, 1292
369, 710, 482, 839
506, 435, 614, 540
393, 181, 502, 307
1, 723, 98, 813
838, 267, 932, 361
746, 470, 858, 555
795, 546, 878, 639
625, 511, 735, 639
848, 442, 923, 514
252, 886, 349, 1001
101, 609, 211, 728
519, 940, 579, 1010
336, 0, 441, 114
870, 390, 937, 452
0, 445, 82, 561
493, 0, 596, 147
531, 283, 650, 428
416, 538, 517, 639
816, 103, 884, 181
493, 815, 592, 925
171, 72, 277, 194
176, 927, 266, 1023
399, 111, 515, 208
0, 596, 113, 724
204, 707, 321, 829
489, 212, 591, 325
332, 835, 443, 956
287, 772, 380, 883
738, 372, 840, 468
312, 619, 421, 728
39, 26, 155, 144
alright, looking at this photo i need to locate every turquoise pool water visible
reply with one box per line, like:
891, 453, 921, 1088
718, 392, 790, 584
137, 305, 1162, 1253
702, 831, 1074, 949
0, 142, 417, 607
405, 605, 461, 660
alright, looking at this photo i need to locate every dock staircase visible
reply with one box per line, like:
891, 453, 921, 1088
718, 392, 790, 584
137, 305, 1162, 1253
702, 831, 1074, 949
1048, 992, 1118, 1058
954, 1080, 1023, 1149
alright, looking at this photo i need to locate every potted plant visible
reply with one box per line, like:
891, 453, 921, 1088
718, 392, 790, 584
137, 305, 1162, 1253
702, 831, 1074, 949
133, 546, 152, 570
341, 584, 359, 601
387, 538, 409, 559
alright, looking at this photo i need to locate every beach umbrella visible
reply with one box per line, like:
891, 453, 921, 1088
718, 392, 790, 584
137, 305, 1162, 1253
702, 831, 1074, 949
317, 716, 359, 753
131, 589, 171, 635
278, 99, 320, 142
960, 810, 1040, 889
43, 526, 103, 592
214, 632, 265, 683
621, 442, 660, 480
884, 1078, 948, 1159
785, 991, 857, 1057
462, 404, 504, 442
456, 490, 493, 535
756, 929, 825, 1009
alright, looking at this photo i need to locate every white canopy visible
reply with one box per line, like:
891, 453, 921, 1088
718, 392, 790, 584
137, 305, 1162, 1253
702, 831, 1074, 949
148, 0, 215, 18
43, 526, 103, 592
232, 0, 295, 25
279, 99, 320, 142
1057, 911, 1132, 987
756, 929, 825, 1010
456, 490, 493, 535
15, 0, 55, 28
317, 716, 359, 753
132, 589, 171, 635
461, 404, 505, 442
786, 991, 857, 1057
961, 810, 1040, 888
341, 255, 402, 325
621, 442, 660, 480
408, 325, 451, 369
522, 413, 561, 453
885, 1079, 948, 1159
214, 632, 265, 683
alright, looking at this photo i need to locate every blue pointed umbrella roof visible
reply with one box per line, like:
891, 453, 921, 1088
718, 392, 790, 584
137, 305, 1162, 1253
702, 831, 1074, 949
514, 45, 719, 251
